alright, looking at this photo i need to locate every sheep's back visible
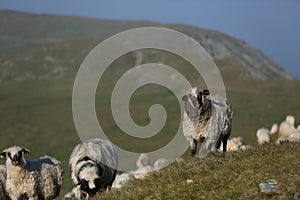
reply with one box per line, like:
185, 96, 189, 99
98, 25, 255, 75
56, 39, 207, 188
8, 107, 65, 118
69, 138, 118, 186
26, 156, 64, 199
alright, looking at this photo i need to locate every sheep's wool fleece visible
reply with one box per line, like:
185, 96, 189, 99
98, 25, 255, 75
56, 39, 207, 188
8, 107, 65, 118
69, 138, 118, 185
198, 95, 232, 158
6, 156, 63, 200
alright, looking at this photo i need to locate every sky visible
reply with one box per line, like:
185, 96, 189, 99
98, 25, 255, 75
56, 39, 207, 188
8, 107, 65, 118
0, 0, 299, 78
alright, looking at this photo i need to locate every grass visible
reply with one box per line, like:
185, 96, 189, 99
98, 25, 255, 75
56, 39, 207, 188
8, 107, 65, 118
0, 76, 299, 198
96, 142, 300, 200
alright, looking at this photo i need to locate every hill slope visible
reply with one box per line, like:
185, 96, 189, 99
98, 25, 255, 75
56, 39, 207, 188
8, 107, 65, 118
0, 9, 294, 80
96, 142, 300, 199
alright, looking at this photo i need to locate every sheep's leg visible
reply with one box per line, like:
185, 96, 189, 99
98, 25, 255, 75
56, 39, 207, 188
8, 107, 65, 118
216, 136, 222, 150
191, 139, 198, 157
222, 138, 227, 152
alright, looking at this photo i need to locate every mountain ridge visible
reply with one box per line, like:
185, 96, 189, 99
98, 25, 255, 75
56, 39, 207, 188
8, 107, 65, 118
0, 9, 295, 81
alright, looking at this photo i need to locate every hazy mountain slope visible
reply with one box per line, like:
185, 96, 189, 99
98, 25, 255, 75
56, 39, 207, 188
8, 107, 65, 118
0, 9, 294, 80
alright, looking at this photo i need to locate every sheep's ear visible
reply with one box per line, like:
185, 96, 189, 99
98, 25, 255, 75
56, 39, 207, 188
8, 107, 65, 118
21, 147, 30, 154
0, 151, 7, 158
203, 89, 210, 95
182, 95, 188, 101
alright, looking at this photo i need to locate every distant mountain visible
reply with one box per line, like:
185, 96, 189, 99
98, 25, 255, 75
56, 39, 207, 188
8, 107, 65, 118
0, 9, 294, 81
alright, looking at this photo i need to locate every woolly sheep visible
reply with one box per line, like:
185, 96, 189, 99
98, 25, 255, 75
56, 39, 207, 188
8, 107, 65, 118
275, 136, 288, 145
131, 165, 154, 180
136, 153, 151, 169
182, 87, 233, 158
287, 130, 300, 143
270, 123, 278, 135
285, 115, 295, 125
275, 130, 300, 145
278, 116, 296, 138
69, 138, 118, 198
64, 185, 81, 199
153, 158, 169, 170
0, 165, 10, 200
0, 146, 64, 200
220, 136, 244, 151
256, 128, 270, 145
112, 173, 135, 189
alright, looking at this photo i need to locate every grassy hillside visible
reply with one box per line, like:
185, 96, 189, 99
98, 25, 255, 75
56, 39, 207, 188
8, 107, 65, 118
0, 9, 299, 199
96, 142, 300, 200
0, 76, 299, 197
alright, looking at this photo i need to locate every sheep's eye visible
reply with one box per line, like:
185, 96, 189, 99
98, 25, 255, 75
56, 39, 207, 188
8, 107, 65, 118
7, 152, 11, 158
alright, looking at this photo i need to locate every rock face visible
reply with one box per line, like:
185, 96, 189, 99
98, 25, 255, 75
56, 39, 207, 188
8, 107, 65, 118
0, 10, 294, 81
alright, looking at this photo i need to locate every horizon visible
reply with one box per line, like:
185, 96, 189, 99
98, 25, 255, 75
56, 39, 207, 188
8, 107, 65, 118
0, 0, 299, 78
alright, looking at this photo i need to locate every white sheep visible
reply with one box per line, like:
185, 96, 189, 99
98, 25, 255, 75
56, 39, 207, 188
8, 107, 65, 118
270, 123, 278, 135
0, 146, 64, 200
278, 115, 296, 138
275, 136, 288, 145
69, 138, 118, 198
256, 128, 271, 145
131, 165, 154, 180
153, 158, 169, 170
286, 115, 295, 125
64, 185, 81, 199
0, 165, 10, 200
220, 136, 244, 151
182, 87, 233, 158
136, 153, 151, 169
112, 173, 135, 189
287, 130, 300, 143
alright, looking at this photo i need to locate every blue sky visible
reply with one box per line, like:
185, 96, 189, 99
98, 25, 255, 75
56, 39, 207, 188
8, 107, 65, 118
1, 0, 299, 78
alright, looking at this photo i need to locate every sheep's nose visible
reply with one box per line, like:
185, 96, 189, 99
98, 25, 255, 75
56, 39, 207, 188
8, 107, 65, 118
12, 156, 19, 166
88, 181, 96, 189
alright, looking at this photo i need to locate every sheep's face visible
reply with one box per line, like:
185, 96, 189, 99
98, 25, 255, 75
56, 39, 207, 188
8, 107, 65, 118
0, 146, 29, 166
182, 87, 202, 119
182, 87, 200, 108
78, 165, 100, 192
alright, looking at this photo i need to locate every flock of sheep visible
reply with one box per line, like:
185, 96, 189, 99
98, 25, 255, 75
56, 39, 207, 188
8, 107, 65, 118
0, 86, 298, 199
256, 115, 300, 145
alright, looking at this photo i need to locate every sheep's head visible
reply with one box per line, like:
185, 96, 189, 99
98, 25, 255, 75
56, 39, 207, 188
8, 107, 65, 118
182, 87, 210, 119
0, 146, 30, 166
78, 165, 101, 196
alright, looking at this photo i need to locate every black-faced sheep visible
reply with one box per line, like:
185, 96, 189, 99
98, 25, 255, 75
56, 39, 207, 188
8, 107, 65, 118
182, 87, 233, 158
69, 138, 118, 198
0, 146, 64, 200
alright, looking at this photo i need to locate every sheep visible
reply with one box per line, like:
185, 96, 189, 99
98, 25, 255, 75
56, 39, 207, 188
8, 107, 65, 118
275, 129, 300, 145
131, 165, 154, 180
287, 130, 300, 142
182, 87, 233, 158
64, 185, 81, 199
278, 115, 296, 138
153, 158, 169, 170
69, 138, 118, 198
112, 173, 135, 189
220, 136, 244, 151
0, 165, 10, 200
256, 128, 271, 145
136, 153, 151, 169
0, 145, 64, 200
286, 115, 295, 125
270, 123, 278, 135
